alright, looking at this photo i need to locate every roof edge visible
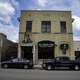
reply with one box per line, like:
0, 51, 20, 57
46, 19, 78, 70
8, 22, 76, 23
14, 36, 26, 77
21, 10, 71, 12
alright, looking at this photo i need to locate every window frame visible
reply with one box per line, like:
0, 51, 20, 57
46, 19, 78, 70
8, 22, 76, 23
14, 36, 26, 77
26, 21, 32, 32
41, 21, 51, 33
60, 21, 66, 33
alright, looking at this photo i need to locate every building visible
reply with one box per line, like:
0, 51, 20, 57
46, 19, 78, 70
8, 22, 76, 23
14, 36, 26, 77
18, 10, 74, 64
0, 33, 17, 61
73, 41, 80, 59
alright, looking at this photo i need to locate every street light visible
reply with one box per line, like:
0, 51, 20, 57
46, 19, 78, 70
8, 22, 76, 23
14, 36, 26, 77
0, 38, 3, 62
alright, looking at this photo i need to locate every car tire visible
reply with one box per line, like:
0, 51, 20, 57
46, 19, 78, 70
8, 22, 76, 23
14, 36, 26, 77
74, 65, 79, 71
24, 65, 28, 69
3, 64, 8, 68
47, 65, 52, 70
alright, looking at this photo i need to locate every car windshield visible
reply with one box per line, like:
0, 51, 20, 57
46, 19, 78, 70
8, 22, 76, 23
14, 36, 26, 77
12, 58, 29, 62
56, 57, 69, 61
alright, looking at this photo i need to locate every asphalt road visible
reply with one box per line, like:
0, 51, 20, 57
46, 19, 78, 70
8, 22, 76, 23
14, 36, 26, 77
0, 69, 80, 80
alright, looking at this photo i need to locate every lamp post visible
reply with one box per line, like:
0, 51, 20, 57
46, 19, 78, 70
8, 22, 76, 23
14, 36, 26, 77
0, 38, 3, 67
0, 39, 3, 60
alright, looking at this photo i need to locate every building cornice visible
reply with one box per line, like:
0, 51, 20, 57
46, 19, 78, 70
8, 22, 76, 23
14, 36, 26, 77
21, 10, 71, 13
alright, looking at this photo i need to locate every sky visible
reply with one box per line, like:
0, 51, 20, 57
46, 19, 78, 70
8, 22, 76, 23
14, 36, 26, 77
0, 0, 80, 42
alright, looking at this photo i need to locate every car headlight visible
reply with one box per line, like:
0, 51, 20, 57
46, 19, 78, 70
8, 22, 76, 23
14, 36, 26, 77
43, 64, 46, 67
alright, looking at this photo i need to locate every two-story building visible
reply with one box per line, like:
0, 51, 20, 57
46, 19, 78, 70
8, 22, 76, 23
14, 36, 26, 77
18, 10, 74, 64
0, 33, 17, 61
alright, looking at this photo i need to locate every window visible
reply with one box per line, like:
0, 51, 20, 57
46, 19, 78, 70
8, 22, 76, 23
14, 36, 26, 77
26, 21, 32, 32
60, 21, 66, 33
56, 57, 69, 61
41, 21, 51, 33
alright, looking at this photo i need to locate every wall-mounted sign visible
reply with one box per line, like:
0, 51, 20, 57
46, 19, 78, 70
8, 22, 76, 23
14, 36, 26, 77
39, 44, 54, 47
38, 40, 54, 47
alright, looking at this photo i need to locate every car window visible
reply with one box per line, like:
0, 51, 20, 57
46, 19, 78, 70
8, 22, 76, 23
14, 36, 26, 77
56, 57, 69, 61
11, 58, 30, 62
12, 59, 19, 62
56, 57, 60, 61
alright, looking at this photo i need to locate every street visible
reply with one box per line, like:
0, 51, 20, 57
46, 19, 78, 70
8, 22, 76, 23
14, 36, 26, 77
0, 69, 80, 80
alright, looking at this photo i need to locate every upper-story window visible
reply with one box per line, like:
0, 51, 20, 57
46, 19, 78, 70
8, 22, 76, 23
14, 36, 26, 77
41, 21, 51, 33
26, 21, 32, 32
60, 21, 66, 33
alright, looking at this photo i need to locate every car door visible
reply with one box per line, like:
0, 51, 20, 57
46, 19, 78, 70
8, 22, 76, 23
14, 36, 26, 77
9, 61, 16, 68
55, 58, 61, 67
60, 58, 71, 67
17, 59, 24, 68
60, 60, 69, 67
11, 59, 19, 68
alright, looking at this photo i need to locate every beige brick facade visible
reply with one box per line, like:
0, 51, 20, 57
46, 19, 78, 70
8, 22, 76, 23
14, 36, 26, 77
18, 10, 74, 64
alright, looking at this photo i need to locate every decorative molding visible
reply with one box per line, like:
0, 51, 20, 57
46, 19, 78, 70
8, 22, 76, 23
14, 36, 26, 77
68, 33, 73, 34
32, 32, 40, 34
19, 32, 25, 34
53, 33, 60, 34
19, 32, 73, 34
53, 32, 73, 34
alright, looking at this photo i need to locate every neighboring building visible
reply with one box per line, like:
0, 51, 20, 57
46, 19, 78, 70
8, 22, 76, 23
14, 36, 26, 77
73, 41, 80, 59
0, 33, 18, 61
18, 10, 74, 64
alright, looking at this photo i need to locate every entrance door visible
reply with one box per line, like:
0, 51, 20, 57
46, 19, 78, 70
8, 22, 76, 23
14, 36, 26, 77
38, 41, 55, 59
21, 46, 33, 59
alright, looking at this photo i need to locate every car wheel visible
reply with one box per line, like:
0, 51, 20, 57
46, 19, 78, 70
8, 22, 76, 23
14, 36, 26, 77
24, 65, 28, 69
3, 64, 8, 68
74, 65, 79, 71
47, 65, 52, 70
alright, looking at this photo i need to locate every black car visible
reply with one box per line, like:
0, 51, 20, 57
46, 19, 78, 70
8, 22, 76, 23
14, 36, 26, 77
1, 58, 33, 69
42, 56, 80, 70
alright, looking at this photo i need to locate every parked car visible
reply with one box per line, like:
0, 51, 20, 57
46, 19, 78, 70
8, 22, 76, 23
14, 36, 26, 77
1, 58, 33, 69
42, 56, 80, 70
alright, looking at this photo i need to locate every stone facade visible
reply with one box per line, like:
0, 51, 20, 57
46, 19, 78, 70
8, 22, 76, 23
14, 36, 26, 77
18, 10, 74, 64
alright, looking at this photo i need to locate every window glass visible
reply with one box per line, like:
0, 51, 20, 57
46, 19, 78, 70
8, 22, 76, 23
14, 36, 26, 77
60, 21, 66, 33
41, 21, 51, 33
26, 21, 32, 32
